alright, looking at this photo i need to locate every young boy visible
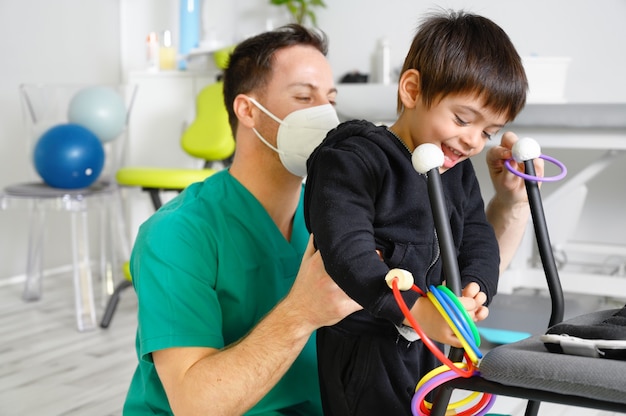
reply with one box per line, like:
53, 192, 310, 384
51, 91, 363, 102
304, 10, 528, 415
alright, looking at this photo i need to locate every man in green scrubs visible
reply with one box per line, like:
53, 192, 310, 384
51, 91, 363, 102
123, 24, 541, 415
123, 25, 360, 415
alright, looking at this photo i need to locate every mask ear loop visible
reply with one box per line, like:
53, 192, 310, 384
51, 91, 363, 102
246, 96, 287, 155
247, 96, 285, 125
251, 128, 284, 155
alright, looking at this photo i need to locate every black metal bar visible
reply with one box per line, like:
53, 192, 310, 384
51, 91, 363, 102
523, 160, 564, 328
99, 279, 133, 328
521, 159, 565, 416
424, 167, 464, 416
525, 400, 542, 416
144, 188, 163, 210
425, 168, 462, 294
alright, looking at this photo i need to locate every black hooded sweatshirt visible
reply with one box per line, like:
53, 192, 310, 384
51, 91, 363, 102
304, 120, 499, 336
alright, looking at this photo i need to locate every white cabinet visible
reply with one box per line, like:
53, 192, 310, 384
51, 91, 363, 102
126, 70, 218, 168
123, 70, 219, 243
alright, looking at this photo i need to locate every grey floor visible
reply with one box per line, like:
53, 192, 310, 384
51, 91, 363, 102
0, 271, 624, 415
0, 273, 137, 416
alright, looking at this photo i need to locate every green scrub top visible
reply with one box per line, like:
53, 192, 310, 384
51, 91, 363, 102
123, 170, 321, 415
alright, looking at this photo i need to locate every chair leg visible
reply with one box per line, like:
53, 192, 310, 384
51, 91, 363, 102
71, 207, 97, 332
100, 279, 133, 328
524, 400, 541, 416
23, 200, 45, 301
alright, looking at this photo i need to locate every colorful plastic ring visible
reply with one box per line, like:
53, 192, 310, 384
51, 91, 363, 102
429, 286, 474, 343
436, 285, 481, 345
504, 154, 567, 182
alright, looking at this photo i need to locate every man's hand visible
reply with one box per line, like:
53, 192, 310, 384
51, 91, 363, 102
486, 131, 545, 273
153, 235, 361, 416
284, 234, 362, 332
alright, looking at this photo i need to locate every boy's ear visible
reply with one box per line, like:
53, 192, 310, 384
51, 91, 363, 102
398, 69, 421, 109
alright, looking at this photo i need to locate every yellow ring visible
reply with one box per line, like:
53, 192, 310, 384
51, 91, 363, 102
423, 391, 481, 411
416, 364, 480, 411
416, 363, 467, 390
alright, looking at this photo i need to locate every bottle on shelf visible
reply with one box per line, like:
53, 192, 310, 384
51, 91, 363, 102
159, 30, 177, 70
146, 32, 159, 72
179, 0, 200, 70
372, 37, 391, 85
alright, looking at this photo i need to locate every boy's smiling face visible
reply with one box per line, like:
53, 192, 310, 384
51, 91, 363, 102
409, 92, 508, 171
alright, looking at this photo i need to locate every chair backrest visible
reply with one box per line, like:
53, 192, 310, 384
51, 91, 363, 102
180, 80, 235, 165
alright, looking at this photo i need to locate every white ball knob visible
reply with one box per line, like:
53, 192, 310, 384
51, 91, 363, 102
412, 143, 444, 174
512, 137, 542, 162
385, 268, 414, 291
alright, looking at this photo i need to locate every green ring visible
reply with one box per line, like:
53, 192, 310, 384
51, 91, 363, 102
437, 285, 481, 346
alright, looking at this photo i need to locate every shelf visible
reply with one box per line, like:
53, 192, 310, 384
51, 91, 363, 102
335, 84, 626, 130
511, 103, 626, 129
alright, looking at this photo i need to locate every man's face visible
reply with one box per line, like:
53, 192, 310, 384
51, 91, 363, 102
254, 45, 337, 144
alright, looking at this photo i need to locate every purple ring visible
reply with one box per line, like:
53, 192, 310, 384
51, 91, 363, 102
505, 154, 567, 182
411, 370, 496, 416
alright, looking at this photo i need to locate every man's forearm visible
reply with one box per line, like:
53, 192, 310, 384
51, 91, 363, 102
166, 299, 314, 415
486, 196, 530, 274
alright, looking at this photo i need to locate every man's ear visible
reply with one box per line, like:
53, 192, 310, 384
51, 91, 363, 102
233, 94, 256, 128
398, 69, 421, 110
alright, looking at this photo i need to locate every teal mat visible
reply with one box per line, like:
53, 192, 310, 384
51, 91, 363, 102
478, 327, 531, 345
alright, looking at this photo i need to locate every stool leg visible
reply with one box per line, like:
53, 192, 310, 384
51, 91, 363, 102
100, 280, 133, 328
23, 200, 45, 301
71, 205, 97, 332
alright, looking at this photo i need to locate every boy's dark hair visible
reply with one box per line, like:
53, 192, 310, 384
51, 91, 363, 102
223, 24, 328, 137
398, 10, 527, 122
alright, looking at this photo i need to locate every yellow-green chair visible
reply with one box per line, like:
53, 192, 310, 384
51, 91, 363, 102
115, 80, 235, 210
100, 51, 235, 328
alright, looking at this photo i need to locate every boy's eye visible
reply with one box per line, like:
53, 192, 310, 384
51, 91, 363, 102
455, 115, 468, 126
483, 131, 493, 140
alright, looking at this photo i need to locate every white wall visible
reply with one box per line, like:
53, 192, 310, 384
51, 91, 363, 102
119, 0, 626, 103
1, 0, 625, 281
318, 0, 626, 103
0, 1, 121, 280
116, 0, 626, 252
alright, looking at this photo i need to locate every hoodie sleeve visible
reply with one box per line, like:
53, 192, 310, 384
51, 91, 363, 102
304, 133, 415, 323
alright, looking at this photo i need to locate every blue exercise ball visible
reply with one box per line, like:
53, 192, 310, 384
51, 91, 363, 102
33, 123, 105, 189
67, 86, 126, 143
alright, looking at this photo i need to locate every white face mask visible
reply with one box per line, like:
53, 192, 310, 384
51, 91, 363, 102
247, 96, 339, 177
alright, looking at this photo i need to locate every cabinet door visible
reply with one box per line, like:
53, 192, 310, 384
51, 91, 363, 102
126, 72, 214, 168
123, 72, 215, 243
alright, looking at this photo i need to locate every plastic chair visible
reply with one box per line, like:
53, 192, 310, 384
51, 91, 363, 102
428, 160, 626, 415
99, 77, 235, 328
114, 80, 235, 210
1, 83, 137, 332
